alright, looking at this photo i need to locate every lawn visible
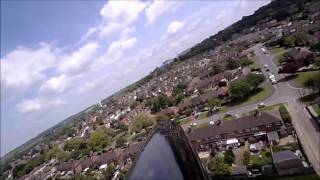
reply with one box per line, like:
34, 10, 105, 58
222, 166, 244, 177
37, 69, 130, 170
272, 142, 300, 153
311, 104, 320, 116
248, 149, 272, 166
293, 71, 320, 87
270, 47, 285, 55
197, 123, 209, 129
180, 117, 192, 125
273, 174, 319, 180
242, 103, 283, 117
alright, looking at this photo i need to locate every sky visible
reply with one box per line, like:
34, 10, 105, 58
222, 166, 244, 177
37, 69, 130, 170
0, 0, 270, 156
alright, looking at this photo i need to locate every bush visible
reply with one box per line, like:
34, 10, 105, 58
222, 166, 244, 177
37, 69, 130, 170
240, 58, 254, 67
88, 129, 112, 151
210, 62, 223, 75
116, 137, 127, 148
226, 59, 240, 70
155, 114, 169, 122
130, 114, 154, 133
279, 105, 291, 124
243, 151, 250, 166
208, 157, 230, 175
224, 149, 235, 165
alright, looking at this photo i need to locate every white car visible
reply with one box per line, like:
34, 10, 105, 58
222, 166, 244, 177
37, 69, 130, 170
209, 120, 215, 126
264, 64, 268, 68
269, 75, 275, 79
257, 103, 266, 108
191, 122, 197, 127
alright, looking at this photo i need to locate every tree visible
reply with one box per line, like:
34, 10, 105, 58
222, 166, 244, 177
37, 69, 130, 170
130, 114, 154, 133
244, 73, 265, 90
88, 128, 112, 152
102, 163, 116, 179
228, 81, 251, 100
224, 149, 235, 165
208, 157, 230, 176
240, 58, 254, 67
173, 83, 187, 95
295, 33, 306, 46
156, 114, 169, 122
226, 59, 240, 70
279, 105, 291, 124
282, 36, 296, 47
64, 137, 85, 151
116, 122, 128, 131
243, 151, 250, 166
96, 116, 104, 125
46, 147, 68, 161
210, 62, 223, 75
208, 98, 220, 108
116, 137, 127, 148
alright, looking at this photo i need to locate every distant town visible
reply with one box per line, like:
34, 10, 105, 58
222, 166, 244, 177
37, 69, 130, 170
1, 0, 320, 179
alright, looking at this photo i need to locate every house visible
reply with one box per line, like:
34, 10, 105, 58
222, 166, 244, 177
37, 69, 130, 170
279, 48, 313, 73
187, 111, 282, 152
272, 150, 305, 175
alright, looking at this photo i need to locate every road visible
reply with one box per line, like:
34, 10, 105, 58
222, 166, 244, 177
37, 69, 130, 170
181, 43, 320, 175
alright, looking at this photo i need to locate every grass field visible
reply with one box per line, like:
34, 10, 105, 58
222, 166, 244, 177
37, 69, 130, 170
270, 47, 285, 55
293, 71, 320, 87
242, 103, 283, 117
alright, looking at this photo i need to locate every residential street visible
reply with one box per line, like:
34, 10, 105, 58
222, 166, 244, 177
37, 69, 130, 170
181, 43, 320, 175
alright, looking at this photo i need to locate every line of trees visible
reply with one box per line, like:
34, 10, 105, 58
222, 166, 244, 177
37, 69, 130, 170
228, 73, 266, 101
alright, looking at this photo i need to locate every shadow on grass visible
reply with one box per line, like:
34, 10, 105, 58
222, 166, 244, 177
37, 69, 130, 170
299, 92, 320, 103
278, 74, 298, 83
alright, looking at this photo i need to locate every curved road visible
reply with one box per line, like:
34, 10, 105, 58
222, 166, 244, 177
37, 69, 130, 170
181, 44, 320, 175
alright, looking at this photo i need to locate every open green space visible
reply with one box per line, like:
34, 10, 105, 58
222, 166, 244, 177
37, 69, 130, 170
293, 71, 320, 87
270, 47, 285, 55
242, 103, 283, 117
227, 83, 272, 108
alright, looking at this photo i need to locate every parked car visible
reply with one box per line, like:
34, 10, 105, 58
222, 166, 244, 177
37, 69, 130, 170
257, 103, 266, 108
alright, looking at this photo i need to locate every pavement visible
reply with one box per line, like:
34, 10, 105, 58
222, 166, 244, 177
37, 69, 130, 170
181, 43, 320, 175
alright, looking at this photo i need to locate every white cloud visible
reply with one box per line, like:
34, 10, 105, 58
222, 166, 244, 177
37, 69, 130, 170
99, 0, 146, 37
101, 37, 138, 64
80, 27, 98, 42
145, 1, 181, 24
167, 21, 184, 34
1, 43, 58, 101
216, 10, 226, 20
16, 97, 66, 114
58, 42, 99, 75
39, 74, 71, 94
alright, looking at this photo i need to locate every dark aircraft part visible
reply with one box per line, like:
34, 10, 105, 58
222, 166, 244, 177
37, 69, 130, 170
128, 120, 209, 180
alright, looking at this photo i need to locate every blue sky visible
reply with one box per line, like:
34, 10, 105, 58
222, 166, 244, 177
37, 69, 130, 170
0, 0, 270, 156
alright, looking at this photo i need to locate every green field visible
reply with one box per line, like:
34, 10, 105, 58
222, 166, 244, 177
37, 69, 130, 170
242, 103, 283, 117
293, 71, 320, 87
227, 83, 272, 108
270, 47, 285, 55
